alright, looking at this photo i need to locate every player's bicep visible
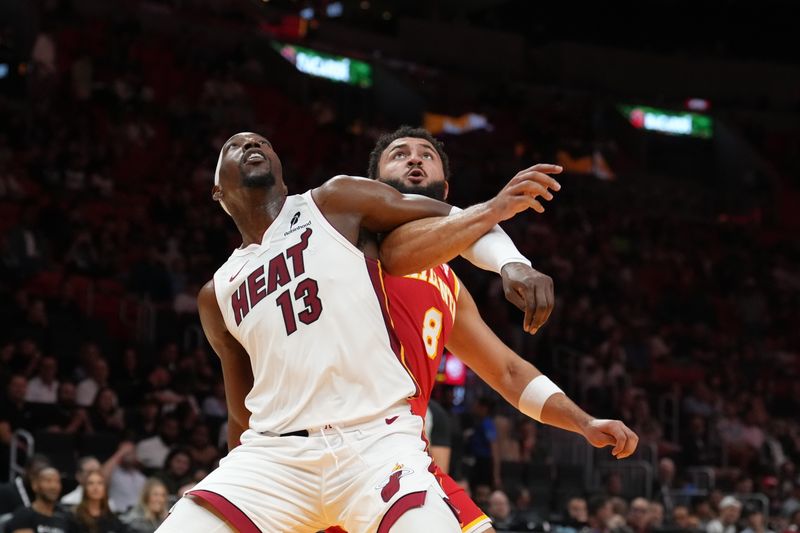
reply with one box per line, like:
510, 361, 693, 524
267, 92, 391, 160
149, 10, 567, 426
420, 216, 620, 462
314, 175, 452, 233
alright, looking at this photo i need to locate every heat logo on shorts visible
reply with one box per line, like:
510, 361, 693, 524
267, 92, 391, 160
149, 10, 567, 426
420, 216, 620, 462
375, 464, 414, 502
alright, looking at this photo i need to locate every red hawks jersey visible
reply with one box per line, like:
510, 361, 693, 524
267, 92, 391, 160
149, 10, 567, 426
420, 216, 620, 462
383, 264, 460, 418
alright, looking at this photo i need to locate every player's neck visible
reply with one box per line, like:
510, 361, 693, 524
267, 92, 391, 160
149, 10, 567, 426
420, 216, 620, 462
234, 191, 287, 247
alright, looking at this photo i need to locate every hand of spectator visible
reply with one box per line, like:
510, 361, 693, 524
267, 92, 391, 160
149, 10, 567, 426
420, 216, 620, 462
501, 263, 554, 334
581, 418, 639, 459
117, 441, 136, 456
487, 164, 562, 221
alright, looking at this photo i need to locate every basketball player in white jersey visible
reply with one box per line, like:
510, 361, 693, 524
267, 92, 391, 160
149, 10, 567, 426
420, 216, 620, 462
156, 132, 562, 533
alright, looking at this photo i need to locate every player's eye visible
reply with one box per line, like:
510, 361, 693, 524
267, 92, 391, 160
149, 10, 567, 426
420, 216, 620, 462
423, 153, 433, 160
393, 152, 407, 159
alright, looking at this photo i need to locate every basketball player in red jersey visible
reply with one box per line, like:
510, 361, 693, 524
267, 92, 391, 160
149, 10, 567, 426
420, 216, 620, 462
326, 127, 639, 533
160, 132, 562, 533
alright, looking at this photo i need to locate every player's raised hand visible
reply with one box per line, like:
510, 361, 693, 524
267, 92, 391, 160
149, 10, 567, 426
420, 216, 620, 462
581, 419, 640, 460
501, 263, 554, 334
488, 164, 562, 221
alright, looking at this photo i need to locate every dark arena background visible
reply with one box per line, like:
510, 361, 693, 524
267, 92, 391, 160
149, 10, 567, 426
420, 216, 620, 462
1, 1, 799, 532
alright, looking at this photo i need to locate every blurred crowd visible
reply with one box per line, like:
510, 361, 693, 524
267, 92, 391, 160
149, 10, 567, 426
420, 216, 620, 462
1, 2, 799, 533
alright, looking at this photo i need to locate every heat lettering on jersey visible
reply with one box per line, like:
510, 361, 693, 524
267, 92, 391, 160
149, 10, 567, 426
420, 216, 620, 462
230, 228, 319, 327
404, 268, 457, 318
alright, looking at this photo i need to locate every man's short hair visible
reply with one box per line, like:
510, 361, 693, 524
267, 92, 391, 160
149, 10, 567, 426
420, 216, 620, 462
367, 126, 451, 181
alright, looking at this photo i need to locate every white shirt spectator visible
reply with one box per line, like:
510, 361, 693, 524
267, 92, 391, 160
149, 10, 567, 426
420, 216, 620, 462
25, 377, 59, 404
76, 377, 100, 407
108, 466, 147, 512
136, 436, 170, 470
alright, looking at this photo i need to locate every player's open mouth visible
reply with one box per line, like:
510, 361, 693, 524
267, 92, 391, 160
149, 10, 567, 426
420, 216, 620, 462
407, 169, 425, 178
243, 150, 267, 164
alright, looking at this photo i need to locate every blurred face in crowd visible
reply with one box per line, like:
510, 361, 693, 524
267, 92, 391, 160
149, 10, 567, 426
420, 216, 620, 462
673, 505, 691, 528
168, 452, 191, 477
146, 482, 168, 514
720, 503, 742, 525
160, 418, 180, 443
488, 490, 512, 521
84, 471, 107, 502
648, 502, 664, 527
191, 425, 210, 448
96, 388, 116, 412
34, 468, 62, 504
378, 137, 448, 201
40, 357, 58, 382
8, 375, 27, 403
629, 498, 650, 529
58, 382, 77, 406
77, 458, 101, 484
747, 512, 765, 531
568, 497, 588, 523
595, 500, 614, 526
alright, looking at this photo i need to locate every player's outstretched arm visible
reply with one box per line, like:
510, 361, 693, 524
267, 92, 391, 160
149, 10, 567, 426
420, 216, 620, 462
379, 164, 561, 275
446, 283, 639, 459
312, 170, 558, 275
198, 280, 254, 451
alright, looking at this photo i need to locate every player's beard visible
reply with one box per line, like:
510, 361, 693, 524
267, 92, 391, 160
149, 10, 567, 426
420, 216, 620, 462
240, 164, 277, 189
380, 178, 446, 201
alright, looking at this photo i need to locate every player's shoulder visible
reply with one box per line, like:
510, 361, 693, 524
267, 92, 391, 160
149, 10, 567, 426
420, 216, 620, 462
197, 279, 219, 310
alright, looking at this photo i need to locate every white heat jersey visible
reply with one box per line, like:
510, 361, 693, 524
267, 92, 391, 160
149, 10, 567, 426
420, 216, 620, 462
212, 191, 416, 434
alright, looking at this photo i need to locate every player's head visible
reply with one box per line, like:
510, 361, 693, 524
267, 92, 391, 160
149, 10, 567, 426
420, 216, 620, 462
212, 132, 287, 216
368, 126, 451, 201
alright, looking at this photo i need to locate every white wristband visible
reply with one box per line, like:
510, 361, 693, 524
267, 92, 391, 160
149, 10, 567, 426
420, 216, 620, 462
518, 375, 563, 422
449, 205, 532, 274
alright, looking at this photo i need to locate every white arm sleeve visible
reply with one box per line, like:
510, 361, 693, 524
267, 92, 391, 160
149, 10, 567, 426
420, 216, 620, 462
450, 205, 532, 274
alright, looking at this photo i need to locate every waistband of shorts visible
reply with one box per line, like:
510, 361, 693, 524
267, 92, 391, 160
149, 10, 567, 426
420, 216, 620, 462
259, 403, 413, 437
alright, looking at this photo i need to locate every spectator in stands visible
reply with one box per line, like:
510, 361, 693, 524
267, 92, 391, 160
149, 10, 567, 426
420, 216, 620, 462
88, 387, 125, 433
153, 448, 193, 496
185, 423, 219, 471
0, 374, 33, 443
5, 466, 75, 533
0, 454, 50, 516
629, 499, 652, 533
512, 486, 543, 529
782, 484, 800, 518
487, 489, 519, 531
61, 456, 102, 510
602, 471, 625, 499
47, 381, 91, 434
673, 505, 694, 529
468, 397, 499, 488
707, 496, 742, 533
113, 347, 145, 408
653, 458, 677, 516
566, 497, 589, 526
25, 356, 59, 404
648, 502, 665, 529
76, 357, 110, 407
126, 398, 160, 441
694, 499, 717, 530
120, 478, 168, 533
105, 442, 146, 513
588, 495, 615, 533
201, 379, 226, 421
682, 416, 719, 473
741, 510, 775, 533
136, 414, 180, 471
73, 470, 128, 533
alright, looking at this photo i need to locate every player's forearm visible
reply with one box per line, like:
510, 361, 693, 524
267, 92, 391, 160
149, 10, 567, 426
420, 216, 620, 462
379, 203, 500, 275
451, 206, 530, 274
538, 392, 593, 437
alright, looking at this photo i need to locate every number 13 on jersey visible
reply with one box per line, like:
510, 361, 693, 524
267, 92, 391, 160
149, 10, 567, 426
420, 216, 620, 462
422, 307, 443, 359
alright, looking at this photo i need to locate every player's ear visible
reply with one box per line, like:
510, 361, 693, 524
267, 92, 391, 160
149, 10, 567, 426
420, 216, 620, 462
443, 181, 450, 201
212, 184, 223, 202
282, 183, 288, 196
